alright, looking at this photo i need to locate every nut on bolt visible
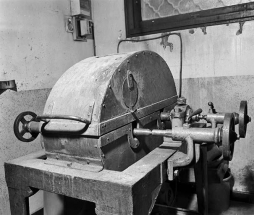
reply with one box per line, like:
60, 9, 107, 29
177, 97, 187, 105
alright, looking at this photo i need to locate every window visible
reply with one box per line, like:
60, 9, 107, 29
125, 0, 254, 37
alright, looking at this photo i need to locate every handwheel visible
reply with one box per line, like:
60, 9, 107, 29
222, 113, 238, 161
13, 111, 39, 142
239, 100, 251, 138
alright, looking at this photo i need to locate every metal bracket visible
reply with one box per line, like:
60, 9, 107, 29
201, 26, 207, 35
160, 33, 173, 51
0, 80, 17, 94
236, 21, 245, 35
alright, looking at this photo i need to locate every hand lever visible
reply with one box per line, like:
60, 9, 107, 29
188, 108, 203, 122
208, 102, 217, 114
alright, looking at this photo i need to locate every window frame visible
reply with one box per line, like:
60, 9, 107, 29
124, 0, 254, 37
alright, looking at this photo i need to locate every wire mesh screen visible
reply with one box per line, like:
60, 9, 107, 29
141, 0, 254, 20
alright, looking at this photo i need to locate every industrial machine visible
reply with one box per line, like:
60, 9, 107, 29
5, 50, 251, 215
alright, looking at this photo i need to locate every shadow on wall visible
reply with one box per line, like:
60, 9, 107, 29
242, 164, 254, 197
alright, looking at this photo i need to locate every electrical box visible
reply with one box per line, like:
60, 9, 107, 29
80, 19, 92, 36
70, 0, 91, 17
67, 0, 93, 42
72, 17, 93, 41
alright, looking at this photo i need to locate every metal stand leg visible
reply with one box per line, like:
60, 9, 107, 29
194, 145, 208, 215
8, 188, 33, 215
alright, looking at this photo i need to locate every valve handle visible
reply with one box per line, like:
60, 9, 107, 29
222, 113, 238, 161
14, 112, 92, 142
13, 111, 39, 142
239, 100, 251, 138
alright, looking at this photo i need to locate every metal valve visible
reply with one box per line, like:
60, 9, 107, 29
160, 96, 193, 127
13, 111, 40, 142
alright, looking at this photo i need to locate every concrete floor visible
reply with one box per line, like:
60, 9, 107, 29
219, 201, 254, 215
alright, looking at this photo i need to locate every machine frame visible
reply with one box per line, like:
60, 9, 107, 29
5, 143, 209, 215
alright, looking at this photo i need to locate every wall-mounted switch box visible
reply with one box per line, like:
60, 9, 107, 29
70, 0, 91, 17
72, 17, 93, 41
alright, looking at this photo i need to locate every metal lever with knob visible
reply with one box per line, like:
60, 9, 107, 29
187, 108, 203, 122
208, 102, 217, 114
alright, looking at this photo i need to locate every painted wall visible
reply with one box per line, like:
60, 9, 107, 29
93, 0, 254, 194
0, 0, 94, 214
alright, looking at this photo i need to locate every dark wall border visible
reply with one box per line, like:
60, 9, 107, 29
124, 1, 254, 37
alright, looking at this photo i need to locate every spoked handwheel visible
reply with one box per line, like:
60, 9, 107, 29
222, 113, 238, 161
13, 111, 39, 142
239, 100, 251, 138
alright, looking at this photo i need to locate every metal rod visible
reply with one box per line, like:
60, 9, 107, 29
172, 127, 221, 143
27, 121, 42, 133
133, 128, 152, 136
134, 127, 221, 144
133, 128, 173, 137
152, 129, 173, 137
36, 115, 91, 124
160, 112, 171, 121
